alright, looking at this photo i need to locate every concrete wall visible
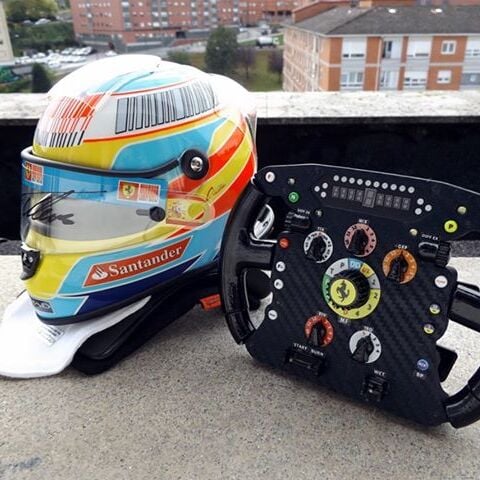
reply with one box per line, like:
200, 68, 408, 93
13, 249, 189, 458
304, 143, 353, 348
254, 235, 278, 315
1, 91, 480, 239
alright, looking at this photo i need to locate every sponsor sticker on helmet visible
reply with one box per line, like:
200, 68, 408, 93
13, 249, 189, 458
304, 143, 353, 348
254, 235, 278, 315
30, 297, 53, 313
84, 237, 191, 287
117, 180, 160, 204
24, 162, 44, 186
139, 183, 160, 203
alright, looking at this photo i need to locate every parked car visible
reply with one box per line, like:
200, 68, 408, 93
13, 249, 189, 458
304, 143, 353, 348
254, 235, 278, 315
35, 18, 51, 25
256, 35, 275, 48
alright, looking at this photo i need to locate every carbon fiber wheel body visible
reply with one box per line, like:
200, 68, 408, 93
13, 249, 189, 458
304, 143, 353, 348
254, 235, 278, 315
221, 163, 480, 428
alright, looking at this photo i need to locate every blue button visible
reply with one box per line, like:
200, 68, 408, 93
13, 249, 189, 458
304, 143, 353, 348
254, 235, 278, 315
416, 359, 430, 372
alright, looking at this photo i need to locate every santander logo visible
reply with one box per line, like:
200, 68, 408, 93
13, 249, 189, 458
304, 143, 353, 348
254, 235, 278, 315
84, 238, 190, 287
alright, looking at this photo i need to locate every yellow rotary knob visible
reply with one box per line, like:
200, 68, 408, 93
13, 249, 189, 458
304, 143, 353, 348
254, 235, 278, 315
329, 269, 370, 310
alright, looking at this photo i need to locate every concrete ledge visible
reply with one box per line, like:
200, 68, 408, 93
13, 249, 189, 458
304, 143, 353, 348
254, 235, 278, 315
1, 256, 480, 478
2, 91, 480, 126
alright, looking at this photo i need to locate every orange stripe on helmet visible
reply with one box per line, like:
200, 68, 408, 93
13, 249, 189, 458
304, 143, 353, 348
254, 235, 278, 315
166, 152, 255, 240
168, 125, 246, 193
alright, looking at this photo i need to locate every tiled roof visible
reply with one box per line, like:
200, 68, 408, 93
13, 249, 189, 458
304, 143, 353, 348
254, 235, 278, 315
293, 6, 480, 35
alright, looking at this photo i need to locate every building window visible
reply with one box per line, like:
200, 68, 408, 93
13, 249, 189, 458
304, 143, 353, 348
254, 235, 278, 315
342, 39, 366, 59
461, 72, 480, 86
465, 38, 480, 58
441, 40, 456, 55
380, 70, 398, 89
407, 37, 431, 58
341, 71, 364, 88
437, 70, 451, 84
381, 38, 401, 60
382, 40, 393, 59
404, 71, 427, 88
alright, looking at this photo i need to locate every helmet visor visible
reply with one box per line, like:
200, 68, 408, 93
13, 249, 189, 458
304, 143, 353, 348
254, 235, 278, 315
21, 154, 213, 254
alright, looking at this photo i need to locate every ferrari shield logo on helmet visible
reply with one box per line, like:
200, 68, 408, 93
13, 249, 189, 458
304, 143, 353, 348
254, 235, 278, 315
118, 181, 138, 201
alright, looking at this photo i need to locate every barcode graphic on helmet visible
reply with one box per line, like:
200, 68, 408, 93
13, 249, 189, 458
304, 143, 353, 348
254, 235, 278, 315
114, 80, 218, 135
34, 94, 102, 148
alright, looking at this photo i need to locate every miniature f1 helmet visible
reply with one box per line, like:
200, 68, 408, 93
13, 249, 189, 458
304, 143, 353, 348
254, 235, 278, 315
20, 54, 257, 323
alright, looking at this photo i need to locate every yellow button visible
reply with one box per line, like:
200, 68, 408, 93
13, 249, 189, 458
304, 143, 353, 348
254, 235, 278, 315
444, 220, 458, 234
360, 263, 374, 278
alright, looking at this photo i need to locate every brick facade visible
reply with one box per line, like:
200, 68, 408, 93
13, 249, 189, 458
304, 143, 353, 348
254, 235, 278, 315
283, 4, 480, 91
71, 0, 300, 50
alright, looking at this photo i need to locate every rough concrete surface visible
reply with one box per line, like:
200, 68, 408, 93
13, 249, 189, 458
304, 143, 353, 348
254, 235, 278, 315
2, 90, 480, 126
0, 256, 480, 480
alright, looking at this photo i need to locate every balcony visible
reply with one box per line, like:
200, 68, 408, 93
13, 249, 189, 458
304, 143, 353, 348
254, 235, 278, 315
1, 91, 480, 476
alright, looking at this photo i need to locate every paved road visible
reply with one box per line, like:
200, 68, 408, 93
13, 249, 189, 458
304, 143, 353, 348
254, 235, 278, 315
1, 256, 480, 479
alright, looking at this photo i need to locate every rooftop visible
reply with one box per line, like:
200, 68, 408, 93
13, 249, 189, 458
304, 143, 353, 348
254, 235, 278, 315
293, 5, 480, 36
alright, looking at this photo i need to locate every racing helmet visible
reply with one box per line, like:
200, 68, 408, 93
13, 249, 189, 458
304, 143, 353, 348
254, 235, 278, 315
20, 54, 257, 324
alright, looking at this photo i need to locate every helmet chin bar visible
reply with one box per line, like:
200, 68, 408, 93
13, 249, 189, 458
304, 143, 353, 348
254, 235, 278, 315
221, 164, 480, 428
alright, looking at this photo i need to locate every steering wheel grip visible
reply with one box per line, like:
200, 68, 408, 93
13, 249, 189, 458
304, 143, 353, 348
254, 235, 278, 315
221, 181, 274, 344
445, 367, 480, 428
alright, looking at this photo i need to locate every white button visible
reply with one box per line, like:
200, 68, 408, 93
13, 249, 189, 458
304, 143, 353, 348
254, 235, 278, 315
390, 184, 397, 191
399, 185, 406, 192
320, 192, 327, 198
365, 180, 372, 186
435, 276, 448, 289
415, 208, 422, 215
349, 177, 355, 184
408, 186, 415, 193
274, 279, 284, 290
373, 181, 380, 188
276, 262, 286, 272
265, 172, 275, 183
341, 176, 347, 183
381, 182, 388, 189
417, 198, 424, 205
322, 182, 329, 189
314, 185, 320, 192
268, 310, 278, 320
357, 179, 363, 185
333, 175, 340, 181
425, 204, 432, 212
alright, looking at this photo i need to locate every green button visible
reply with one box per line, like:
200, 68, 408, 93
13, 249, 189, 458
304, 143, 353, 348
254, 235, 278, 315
444, 220, 458, 234
288, 192, 300, 203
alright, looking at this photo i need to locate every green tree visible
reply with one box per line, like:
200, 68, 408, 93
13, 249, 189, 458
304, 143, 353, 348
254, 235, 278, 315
205, 27, 238, 75
237, 46, 255, 80
167, 50, 192, 66
31, 63, 52, 93
6, 0, 58, 22
268, 49, 283, 81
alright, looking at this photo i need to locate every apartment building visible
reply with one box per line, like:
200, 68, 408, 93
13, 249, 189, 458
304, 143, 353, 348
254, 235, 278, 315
0, 0, 13, 63
239, 0, 301, 25
71, 0, 300, 51
71, 0, 242, 50
283, 5, 480, 91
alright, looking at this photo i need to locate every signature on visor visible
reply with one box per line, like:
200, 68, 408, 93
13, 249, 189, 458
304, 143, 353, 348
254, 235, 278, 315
23, 190, 76, 225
